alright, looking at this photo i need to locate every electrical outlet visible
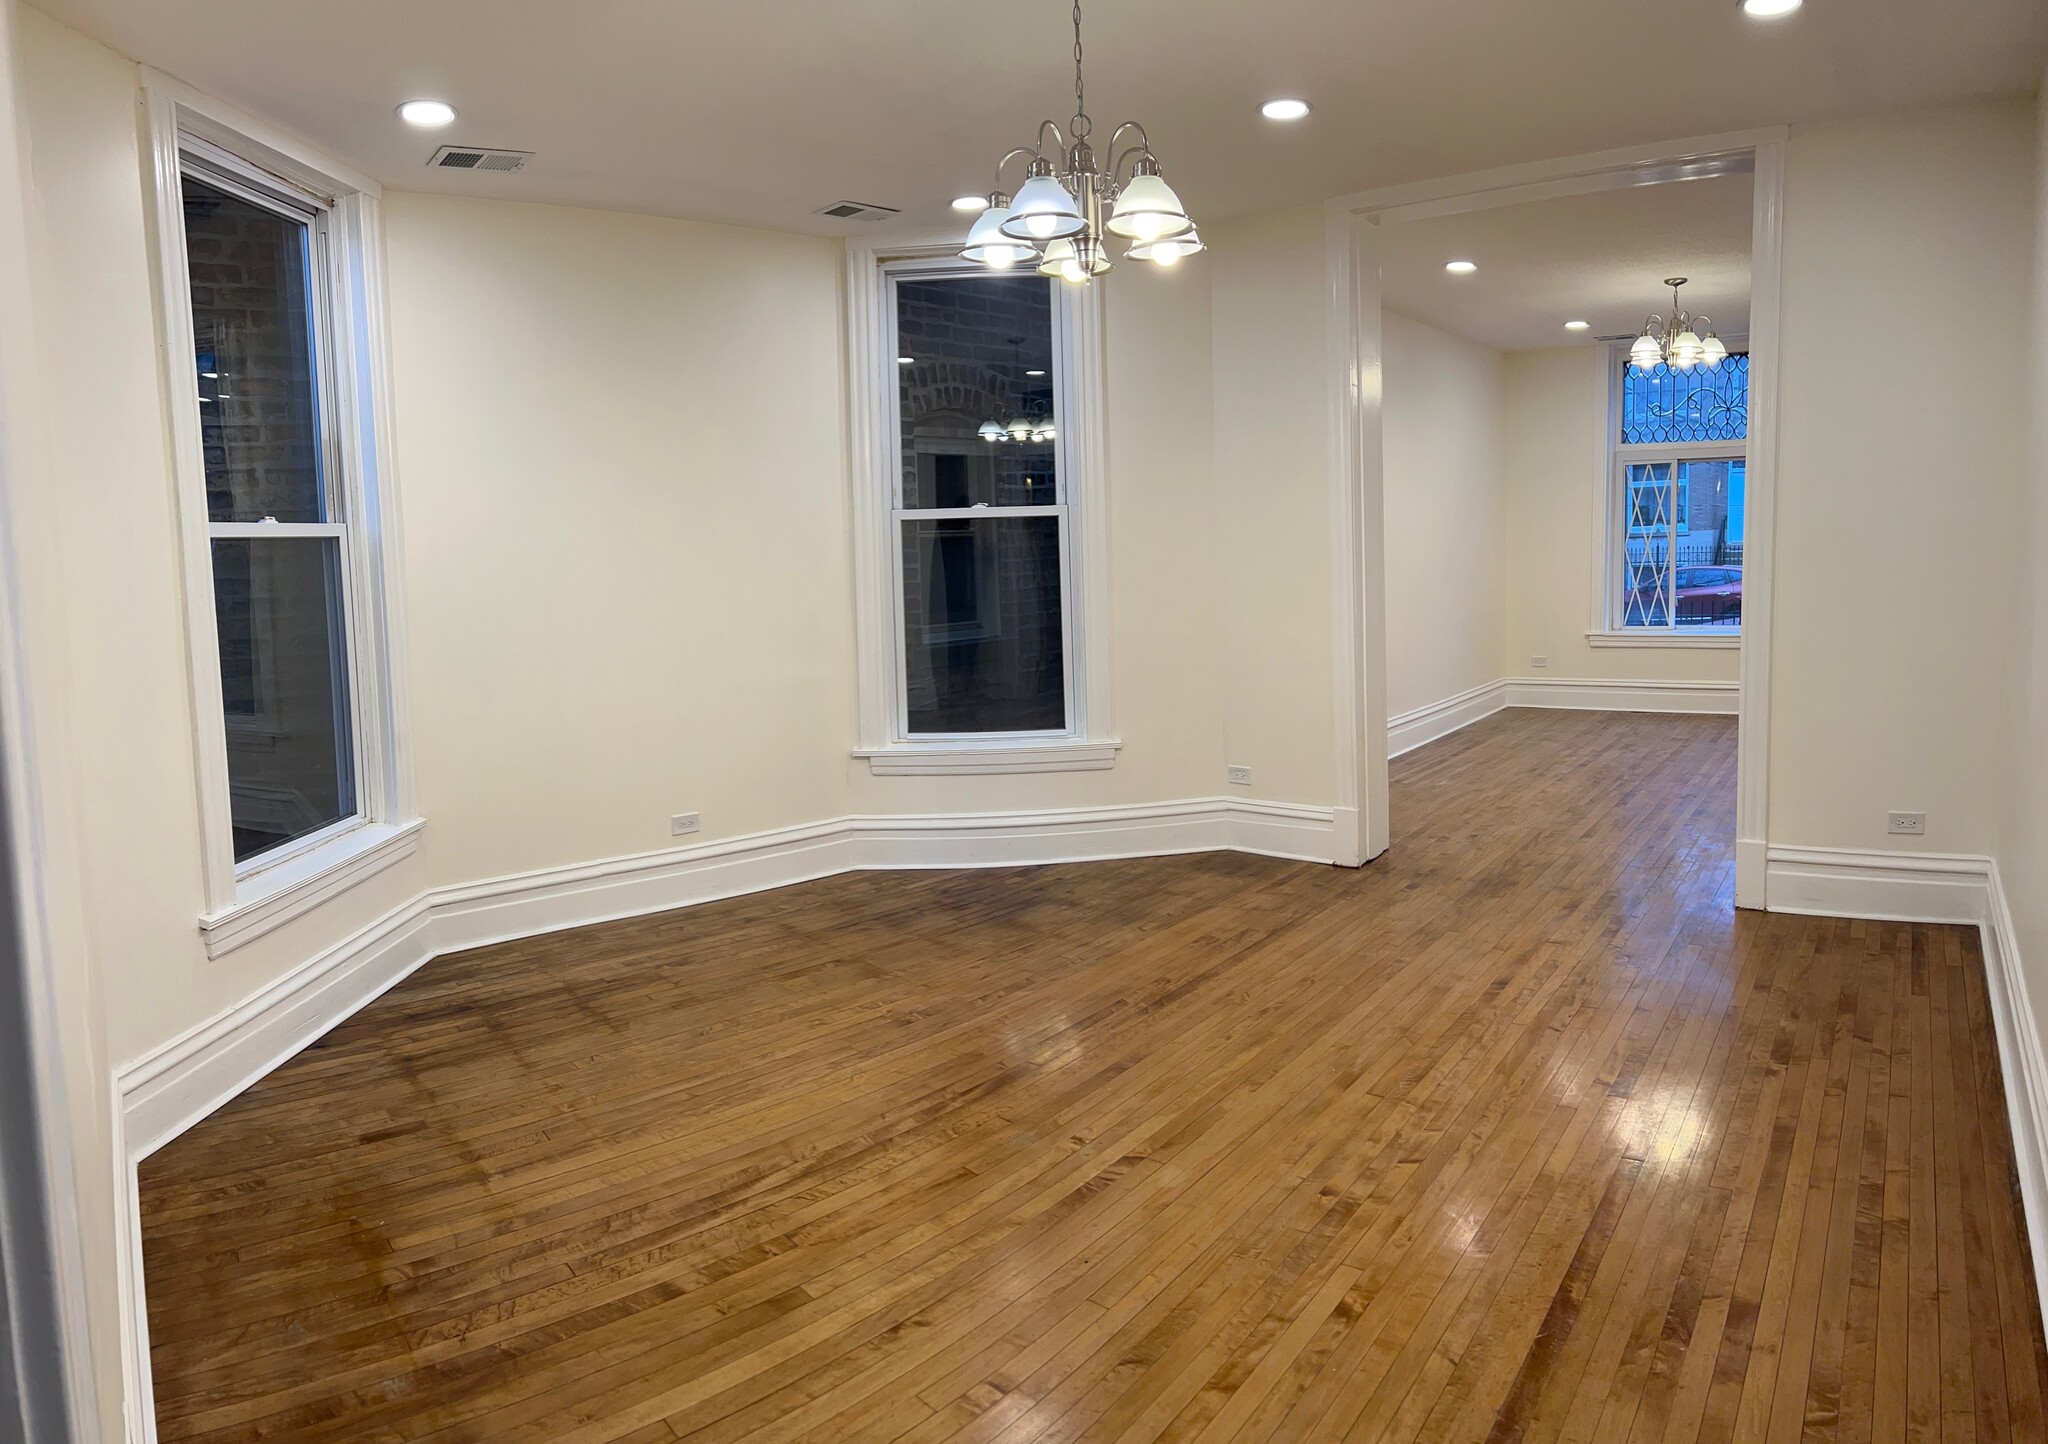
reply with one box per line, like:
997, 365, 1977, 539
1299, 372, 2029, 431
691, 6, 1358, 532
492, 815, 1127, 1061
1531, 656, 1548, 669
1226, 765, 1252, 787
1886, 811, 1925, 837
671, 812, 701, 837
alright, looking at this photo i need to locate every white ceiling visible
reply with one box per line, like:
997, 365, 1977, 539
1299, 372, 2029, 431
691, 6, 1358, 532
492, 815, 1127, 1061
1379, 173, 1755, 352
30, 0, 2046, 237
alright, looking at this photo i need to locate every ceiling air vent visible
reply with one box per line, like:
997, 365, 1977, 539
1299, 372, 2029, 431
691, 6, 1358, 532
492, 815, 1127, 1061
427, 145, 533, 174
814, 199, 901, 223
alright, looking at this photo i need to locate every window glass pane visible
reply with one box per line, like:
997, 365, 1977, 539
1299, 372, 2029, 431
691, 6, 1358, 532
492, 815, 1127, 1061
1621, 354, 1748, 445
1673, 459, 1744, 628
1621, 463, 1675, 628
1621, 460, 1744, 630
183, 173, 327, 523
901, 516, 1065, 734
897, 275, 1056, 509
212, 537, 356, 861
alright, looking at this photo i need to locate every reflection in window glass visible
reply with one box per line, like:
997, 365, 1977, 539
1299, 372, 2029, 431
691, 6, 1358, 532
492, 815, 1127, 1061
183, 173, 326, 523
901, 517, 1065, 735
211, 537, 356, 861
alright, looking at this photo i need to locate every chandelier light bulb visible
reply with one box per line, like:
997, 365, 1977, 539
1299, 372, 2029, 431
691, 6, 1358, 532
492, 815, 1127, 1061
1700, 332, 1729, 367
978, 420, 1006, 442
1129, 229, 1205, 265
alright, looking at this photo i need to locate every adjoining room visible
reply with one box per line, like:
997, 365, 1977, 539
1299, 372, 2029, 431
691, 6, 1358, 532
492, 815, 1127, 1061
2, 2, 2047, 1442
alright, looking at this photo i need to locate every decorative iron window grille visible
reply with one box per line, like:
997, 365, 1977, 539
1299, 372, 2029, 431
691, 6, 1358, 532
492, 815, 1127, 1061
1621, 353, 1749, 445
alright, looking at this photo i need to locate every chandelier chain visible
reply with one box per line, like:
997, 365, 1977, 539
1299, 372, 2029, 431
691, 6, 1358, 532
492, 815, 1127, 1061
1073, 0, 1085, 124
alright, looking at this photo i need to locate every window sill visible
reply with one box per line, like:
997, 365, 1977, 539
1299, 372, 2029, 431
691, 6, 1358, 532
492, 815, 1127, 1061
199, 818, 423, 958
854, 741, 1121, 776
1585, 631, 1741, 650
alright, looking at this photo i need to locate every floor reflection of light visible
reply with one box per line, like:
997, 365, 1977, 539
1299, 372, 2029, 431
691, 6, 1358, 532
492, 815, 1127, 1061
1619, 1084, 1713, 1171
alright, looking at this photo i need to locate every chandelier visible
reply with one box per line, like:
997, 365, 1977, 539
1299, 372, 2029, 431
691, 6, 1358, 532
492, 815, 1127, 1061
960, 0, 1200, 283
1629, 278, 1729, 371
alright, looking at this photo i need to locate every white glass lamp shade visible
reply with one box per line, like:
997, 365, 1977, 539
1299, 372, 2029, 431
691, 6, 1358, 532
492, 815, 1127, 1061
1128, 229, 1205, 266
1700, 333, 1728, 367
1006, 416, 1035, 441
1034, 422, 1056, 442
1036, 237, 1110, 283
1001, 175, 1086, 241
1106, 173, 1193, 242
978, 420, 1007, 442
1628, 332, 1663, 371
1668, 329, 1704, 369
961, 207, 1037, 268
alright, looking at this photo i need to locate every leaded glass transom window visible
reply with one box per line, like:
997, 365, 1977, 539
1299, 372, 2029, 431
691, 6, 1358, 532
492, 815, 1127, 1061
1621, 354, 1749, 444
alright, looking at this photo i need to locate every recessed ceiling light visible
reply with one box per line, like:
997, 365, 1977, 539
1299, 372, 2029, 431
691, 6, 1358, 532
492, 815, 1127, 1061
951, 194, 989, 212
898, 356, 914, 364
1742, 0, 1801, 14
1260, 98, 1311, 121
1445, 259, 1477, 274
1026, 369, 1047, 377
397, 99, 457, 128
1564, 320, 1590, 331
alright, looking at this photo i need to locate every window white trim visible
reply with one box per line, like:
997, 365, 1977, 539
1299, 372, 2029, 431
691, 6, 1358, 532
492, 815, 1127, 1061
845, 240, 1113, 775
143, 73, 418, 953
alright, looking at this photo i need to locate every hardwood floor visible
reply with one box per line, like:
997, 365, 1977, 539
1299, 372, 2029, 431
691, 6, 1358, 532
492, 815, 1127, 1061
140, 709, 2048, 1442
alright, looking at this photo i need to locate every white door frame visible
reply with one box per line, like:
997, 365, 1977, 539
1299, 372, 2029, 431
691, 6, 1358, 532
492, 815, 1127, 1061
0, 0, 106, 1431
1323, 126, 1787, 906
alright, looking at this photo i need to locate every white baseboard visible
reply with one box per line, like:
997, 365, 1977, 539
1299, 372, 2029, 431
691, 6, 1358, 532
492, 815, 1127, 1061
1980, 862, 2048, 1332
1764, 844, 2048, 1340
1506, 675, 1739, 714
1388, 680, 1508, 758
1384, 674, 1736, 762
1764, 844, 1994, 924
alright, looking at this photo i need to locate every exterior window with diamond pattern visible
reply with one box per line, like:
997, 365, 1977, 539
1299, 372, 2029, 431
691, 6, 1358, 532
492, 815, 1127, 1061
1610, 352, 1749, 633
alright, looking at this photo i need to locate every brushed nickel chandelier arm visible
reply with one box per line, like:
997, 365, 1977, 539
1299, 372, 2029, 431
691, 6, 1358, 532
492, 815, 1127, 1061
959, 0, 1198, 281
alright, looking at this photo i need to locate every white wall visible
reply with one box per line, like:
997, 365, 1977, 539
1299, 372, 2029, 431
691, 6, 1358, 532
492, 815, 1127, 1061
1381, 311, 1505, 718
2003, 77, 2048, 1042
386, 194, 858, 884
1499, 345, 1744, 685
1208, 204, 1337, 805
1769, 98, 2036, 856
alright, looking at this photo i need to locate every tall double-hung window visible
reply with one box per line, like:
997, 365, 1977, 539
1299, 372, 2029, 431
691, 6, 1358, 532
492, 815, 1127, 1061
1607, 352, 1749, 635
149, 88, 417, 954
848, 252, 1112, 775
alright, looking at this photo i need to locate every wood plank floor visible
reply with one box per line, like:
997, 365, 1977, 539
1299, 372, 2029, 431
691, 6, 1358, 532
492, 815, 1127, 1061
141, 710, 2048, 1442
